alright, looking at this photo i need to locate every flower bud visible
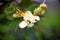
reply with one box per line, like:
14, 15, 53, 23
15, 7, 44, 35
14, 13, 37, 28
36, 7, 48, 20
34, 7, 43, 16
40, 3, 47, 10
16, 11, 25, 17
41, 10, 45, 15
13, 14, 20, 18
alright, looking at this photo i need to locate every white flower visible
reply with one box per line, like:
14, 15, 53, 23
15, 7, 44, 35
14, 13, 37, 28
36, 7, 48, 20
23, 11, 37, 23
19, 21, 29, 28
19, 11, 40, 28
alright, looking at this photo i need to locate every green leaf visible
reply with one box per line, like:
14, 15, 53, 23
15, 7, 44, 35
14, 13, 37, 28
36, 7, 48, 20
4, 7, 15, 20
3, 34, 15, 40
20, 0, 34, 10
0, 24, 10, 32
25, 4, 38, 13
8, 18, 22, 31
35, 31, 42, 40
25, 34, 32, 40
0, 14, 6, 20
4, 2, 17, 20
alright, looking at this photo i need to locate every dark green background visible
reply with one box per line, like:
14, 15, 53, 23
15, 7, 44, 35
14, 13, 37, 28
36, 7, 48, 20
0, 0, 60, 40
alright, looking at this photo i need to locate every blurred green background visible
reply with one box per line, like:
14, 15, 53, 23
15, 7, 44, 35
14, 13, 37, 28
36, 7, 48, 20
0, 0, 60, 40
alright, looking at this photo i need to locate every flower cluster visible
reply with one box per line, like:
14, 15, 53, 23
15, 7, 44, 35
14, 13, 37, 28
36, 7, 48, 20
13, 3, 47, 28
34, 3, 47, 16
19, 11, 40, 28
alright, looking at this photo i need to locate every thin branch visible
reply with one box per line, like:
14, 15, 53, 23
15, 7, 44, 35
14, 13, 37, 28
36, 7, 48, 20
43, 0, 46, 4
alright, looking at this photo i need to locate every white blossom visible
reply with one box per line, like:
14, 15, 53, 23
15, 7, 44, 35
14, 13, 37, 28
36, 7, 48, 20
19, 11, 40, 28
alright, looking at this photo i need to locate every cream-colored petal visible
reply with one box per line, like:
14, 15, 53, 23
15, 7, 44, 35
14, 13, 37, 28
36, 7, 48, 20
27, 23, 34, 28
41, 10, 45, 15
39, 3, 47, 10
40, 3, 47, 7
13, 14, 20, 18
24, 11, 33, 16
34, 16, 40, 21
29, 16, 35, 23
23, 11, 34, 22
13, 14, 17, 17
19, 21, 29, 28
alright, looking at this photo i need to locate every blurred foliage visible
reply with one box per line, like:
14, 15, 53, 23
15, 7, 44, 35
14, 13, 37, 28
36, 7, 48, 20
0, 0, 60, 40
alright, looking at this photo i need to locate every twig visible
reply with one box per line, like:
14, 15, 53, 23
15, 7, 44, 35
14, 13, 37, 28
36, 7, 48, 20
43, 0, 46, 4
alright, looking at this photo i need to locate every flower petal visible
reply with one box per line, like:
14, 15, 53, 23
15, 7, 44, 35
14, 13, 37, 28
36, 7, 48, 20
23, 11, 34, 21
34, 16, 40, 21
13, 14, 20, 18
27, 23, 34, 28
19, 21, 29, 28
40, 3, 47, 10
